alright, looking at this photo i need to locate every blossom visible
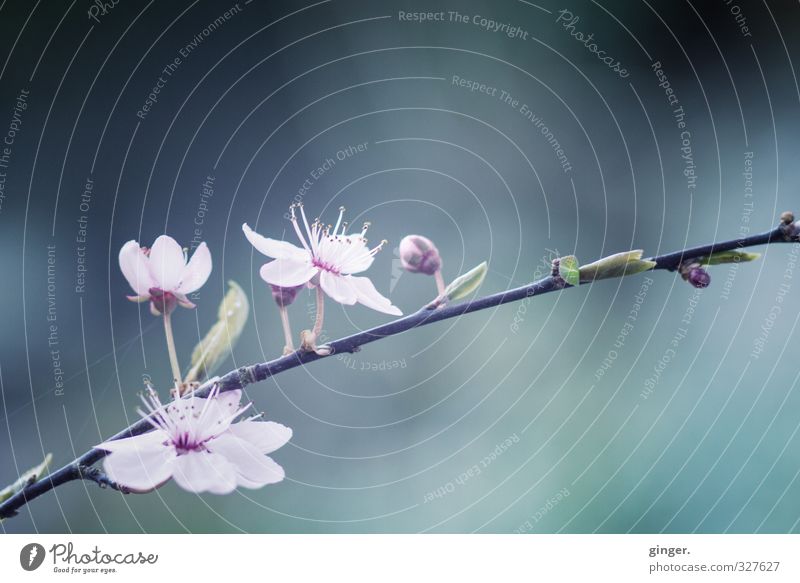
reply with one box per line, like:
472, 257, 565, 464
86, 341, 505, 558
96, 386, 291, 494
119, 235, 211, 314
242, 204, 402, 315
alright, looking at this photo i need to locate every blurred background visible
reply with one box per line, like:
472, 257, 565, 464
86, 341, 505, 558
1, 0, 800, 533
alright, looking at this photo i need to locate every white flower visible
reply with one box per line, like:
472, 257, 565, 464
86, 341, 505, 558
96, 386, 291, 494
242, 204, 402, 316
119, 235, 211, 314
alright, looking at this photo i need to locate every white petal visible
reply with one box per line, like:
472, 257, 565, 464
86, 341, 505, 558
96, 429, 169, 454
99, 433, 176, 493
119, 241, 155, 296
319, 271, 358, 305
338, 237, 375, 274
208, 433, 285, 487
177, 242, 212, 294
259, 259, 317, 287
242, 223, 307, 260
172, 451, 237, 494
228, 420, 292, 454
214, 389, 242, 411
349, 276, 403, 316
194, 390, 242, 442
148, 235, 185, 291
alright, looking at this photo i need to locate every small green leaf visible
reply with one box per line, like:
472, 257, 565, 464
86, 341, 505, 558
185, 281, 249, 383
0, 453, 53, 505
697, 250, 761, 266
444, 261, 488, 301
579, 250, 656, 283
558, 255, 580, 286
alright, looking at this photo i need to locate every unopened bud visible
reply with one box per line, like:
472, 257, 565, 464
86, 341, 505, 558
686, 266, 711, 288
399, 235, 442, 275
271, 284, 302, 307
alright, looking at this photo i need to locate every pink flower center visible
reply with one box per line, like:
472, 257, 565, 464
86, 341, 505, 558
172, 432, 206, 455
312, 257, 340, 275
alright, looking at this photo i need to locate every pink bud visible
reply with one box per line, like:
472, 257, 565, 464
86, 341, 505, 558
687, 267, 711, 288
399, 235, 442, 275
270, 284, 303, 307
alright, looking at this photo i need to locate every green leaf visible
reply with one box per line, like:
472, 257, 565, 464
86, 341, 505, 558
0, 453, 52, 505
697, 250, 761, 266
579, 250, 656, 283
444, 261, 488, 301
558, 255, 580, 286
185, 281, 249, 383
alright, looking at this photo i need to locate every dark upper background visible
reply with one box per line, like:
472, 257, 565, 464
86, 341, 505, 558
1, 0, 800, 533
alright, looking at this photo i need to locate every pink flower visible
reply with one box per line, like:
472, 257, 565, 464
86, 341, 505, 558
242, 204, 402, 316
96, 386, 291, 494
119, 235, 211, 314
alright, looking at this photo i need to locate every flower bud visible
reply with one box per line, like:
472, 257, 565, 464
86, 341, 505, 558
270, 284, 302, 307
687, 267, 711, 288
399, 235, 442, 275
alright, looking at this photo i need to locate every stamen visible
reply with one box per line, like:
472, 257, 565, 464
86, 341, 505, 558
299, 204, 318, 254
333, 207, 345, 234
289, 204, 311, 252
369, 239, 388, 256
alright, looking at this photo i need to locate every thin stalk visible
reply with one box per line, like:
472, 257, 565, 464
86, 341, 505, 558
434, 269, 446, 295
279, 306, 294, 353
312, 285, 324, 338
163, 311, 182, 390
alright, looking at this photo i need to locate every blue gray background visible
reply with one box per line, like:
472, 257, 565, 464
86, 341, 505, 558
2, 0, 800, 533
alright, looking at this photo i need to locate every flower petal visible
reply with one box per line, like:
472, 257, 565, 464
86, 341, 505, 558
194, 389, 243, 441
177, 242, 212, 294
208, 433, 285, 487
259, 259, 317, 288
96, 429, 169, 454
242, 223, 307, 260
349, 276, 403, 316
228, 420, 292, 454
119, 241, 155, 296
99, 432, 176, 493
172, 451, 237, 494
319, 271, 358, 305
337, 236, 375, 274
148, 235, 185, 291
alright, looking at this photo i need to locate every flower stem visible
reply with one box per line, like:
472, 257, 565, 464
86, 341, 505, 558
162, 312, 182, 391
434, 269, 446, 295
312, 285, 324, 338
279, 306, 294, 353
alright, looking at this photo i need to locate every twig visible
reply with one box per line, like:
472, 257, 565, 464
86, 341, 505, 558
77, 465, 130, 493
0, 217, 796, 520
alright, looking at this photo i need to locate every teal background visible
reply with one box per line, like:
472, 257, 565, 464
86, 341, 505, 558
2, 0, 800, 533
